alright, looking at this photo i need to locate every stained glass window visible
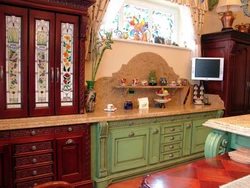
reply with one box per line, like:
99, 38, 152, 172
101, 1, 178, 44
152, 10, 174, 41
61, 23, 74, 107
6, 15, 22, 109
35, 19, 49, 107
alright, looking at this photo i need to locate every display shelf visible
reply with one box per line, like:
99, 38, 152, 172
114, 85, 185, 96
114, 85, 185, 89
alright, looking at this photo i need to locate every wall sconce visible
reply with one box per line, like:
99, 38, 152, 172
216, 0, 242, 30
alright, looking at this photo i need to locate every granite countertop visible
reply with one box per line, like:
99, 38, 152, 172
203, 114, 250, 137
0, 95, 224, 131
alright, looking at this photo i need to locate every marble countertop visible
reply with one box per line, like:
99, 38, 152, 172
0, 96, 224, 131
203, 114, 250, 137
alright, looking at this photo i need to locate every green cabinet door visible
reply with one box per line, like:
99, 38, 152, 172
192, 119, 212, 153
182, 121, 192, 156
109, 128, 149, 173
149, 126, 160, 164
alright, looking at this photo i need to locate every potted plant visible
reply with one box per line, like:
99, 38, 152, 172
85, 32, 113, 112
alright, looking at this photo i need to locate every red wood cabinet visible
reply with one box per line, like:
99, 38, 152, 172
0, 0, 94, 118
201, 30, 250, 117
0, 124, 91, 188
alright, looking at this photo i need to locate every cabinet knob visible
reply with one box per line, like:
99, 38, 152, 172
152, 129, 159, 134
32, 158, 37, 164
169, 154, 174, 158
32, 170, 37, 176
33, 183, 38, 186
170, 127, 175, 131
67, 127, 73, 132
186, 124, 191, 128
30, 130, 36, 136
0, 66, 3, 81
171, 117, 176, 121
169, 145, 174, 149
66, 139, 74, 145
128, 132, 135, 137
170, 136, 175, 140
31, 146, 37, 151
128, 121, 134, 126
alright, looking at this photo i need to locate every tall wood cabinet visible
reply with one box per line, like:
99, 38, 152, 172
0, 0, 94, 118
201, 30, 250, 117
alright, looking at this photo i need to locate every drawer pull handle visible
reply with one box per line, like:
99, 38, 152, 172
170, 136, 174, 140
153, 129, 159, 134
169, 154, 174, 158
169, 145, 174, 149
171, 117, 175, 121
32, 170, 37, 176
66, 139, 74, 145
128, 121, 133, 125
187, 124, 191, 128
128, 132, 135, 137
51, 67, 54, 82
33, 183, 38, 186
67, 127, 73, 132
31, 146, 37, 151
32, 158, 37, 164
30, 130, 36, 136
170, 127, 175, 131
56, 67, 60, 82
0, 66, 3, 80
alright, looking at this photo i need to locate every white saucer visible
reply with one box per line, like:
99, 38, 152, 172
104, 108, 117, 112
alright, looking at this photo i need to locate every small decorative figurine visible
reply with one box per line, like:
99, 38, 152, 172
149, 70, 157, 86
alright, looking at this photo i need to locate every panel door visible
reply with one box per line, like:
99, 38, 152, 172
191, 118, 212, 154
109, 128, 149, 173
0, 144, 12, 188
56, 135, 84, 183
228, 44, 250, 116
55, 14, 79, 115
29, 9, 56, 116
0, 5, 28, 118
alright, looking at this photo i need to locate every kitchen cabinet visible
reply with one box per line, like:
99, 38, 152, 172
0, 0, 94, 119
91, 110, 223, 188
0, 124, 91, 188
201, 30, 250, 117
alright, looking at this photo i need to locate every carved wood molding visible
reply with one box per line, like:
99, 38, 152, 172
98, 122, 108, 178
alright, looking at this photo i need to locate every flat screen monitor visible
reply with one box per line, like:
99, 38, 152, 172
191, 57, 224, 81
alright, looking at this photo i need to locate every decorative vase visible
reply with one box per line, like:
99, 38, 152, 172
85, 80, 96, 113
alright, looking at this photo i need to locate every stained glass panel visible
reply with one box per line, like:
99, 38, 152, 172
61, 23, 74, 106
6, 15, 22, 109
152, 10, 174, 41
35, 19, 49, 107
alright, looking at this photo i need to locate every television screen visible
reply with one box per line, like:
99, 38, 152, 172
191, 57, 224, 81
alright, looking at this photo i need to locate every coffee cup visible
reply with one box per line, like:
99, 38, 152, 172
107, 104, 114, 110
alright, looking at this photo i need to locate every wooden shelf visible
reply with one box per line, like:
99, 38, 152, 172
114, 85, 185, 89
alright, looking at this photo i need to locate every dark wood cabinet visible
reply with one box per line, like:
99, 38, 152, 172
0, 124, 91, 188
201, 30, 250, 117
0, 0, 94, 119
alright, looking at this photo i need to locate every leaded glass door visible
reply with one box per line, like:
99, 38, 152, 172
29, 10, 55, 117
55, 14, 79, 115
0, 5, 28, 118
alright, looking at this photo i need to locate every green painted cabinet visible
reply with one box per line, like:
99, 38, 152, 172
91, 110, 223, 188
109, 128, 149, 173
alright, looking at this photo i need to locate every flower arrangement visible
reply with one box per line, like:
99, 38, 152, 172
91, 31, 113, 81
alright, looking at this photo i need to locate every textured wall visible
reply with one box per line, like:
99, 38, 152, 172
93, 52, 191, 111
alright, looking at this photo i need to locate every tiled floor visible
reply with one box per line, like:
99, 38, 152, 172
108, 154, 250, 188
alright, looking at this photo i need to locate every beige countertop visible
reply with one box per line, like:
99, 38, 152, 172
0, 94, 224, 131
203, 114, 250, 137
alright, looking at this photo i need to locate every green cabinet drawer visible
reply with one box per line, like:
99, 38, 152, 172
161, 123, 183, 134
160, 150, 181, 162
161, 133, 182, 144
161, 142, 182, 153
109, 128, 149, 173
